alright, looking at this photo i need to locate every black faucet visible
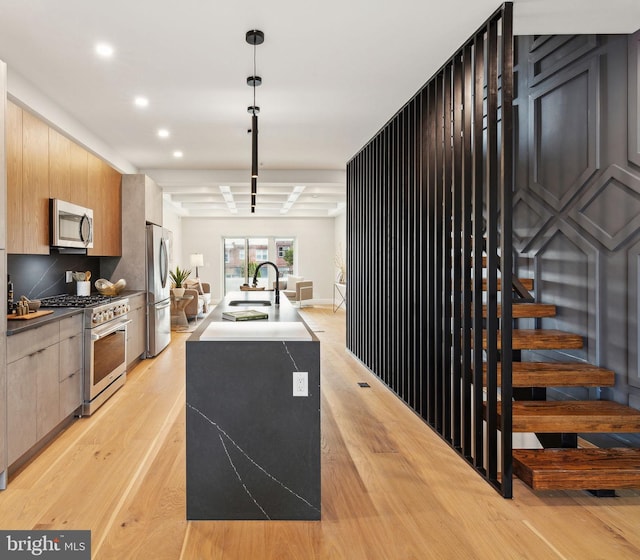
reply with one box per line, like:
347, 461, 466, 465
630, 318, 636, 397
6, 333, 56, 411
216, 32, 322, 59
252, 261, 280, 305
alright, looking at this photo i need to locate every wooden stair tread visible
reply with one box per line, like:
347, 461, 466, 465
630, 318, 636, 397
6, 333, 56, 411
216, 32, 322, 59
513, 448, 640, 490
479, 278, 534, 291
483, 362, 615, 387
493, 401, 640, 433
482, 303, 556, 318
480, 329, 583, 350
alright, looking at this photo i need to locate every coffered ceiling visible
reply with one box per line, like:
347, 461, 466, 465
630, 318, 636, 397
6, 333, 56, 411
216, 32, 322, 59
0, 0, 638, 217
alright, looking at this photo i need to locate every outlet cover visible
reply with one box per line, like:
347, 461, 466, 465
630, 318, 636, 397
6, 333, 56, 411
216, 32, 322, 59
293, 371, 308, 397
65, 271, 73, 283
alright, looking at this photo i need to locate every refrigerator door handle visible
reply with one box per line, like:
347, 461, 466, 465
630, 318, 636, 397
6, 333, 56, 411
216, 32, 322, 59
156, 299, 171, 310
160, 237, 169, 288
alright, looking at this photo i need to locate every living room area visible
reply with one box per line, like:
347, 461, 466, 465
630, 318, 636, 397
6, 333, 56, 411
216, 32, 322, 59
163, 202, 347, 326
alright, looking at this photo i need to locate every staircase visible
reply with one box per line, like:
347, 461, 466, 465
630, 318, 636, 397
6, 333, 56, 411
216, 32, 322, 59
481, 268, 640, 493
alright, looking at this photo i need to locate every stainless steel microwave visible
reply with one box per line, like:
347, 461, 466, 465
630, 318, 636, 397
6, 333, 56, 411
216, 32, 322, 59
50, 198, 94, 249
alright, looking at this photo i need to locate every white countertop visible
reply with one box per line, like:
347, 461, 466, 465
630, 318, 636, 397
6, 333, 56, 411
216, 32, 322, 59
199, 320, 313, 341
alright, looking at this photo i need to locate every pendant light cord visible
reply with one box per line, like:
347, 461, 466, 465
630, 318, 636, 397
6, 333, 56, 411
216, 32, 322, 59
253, 41, 257, 114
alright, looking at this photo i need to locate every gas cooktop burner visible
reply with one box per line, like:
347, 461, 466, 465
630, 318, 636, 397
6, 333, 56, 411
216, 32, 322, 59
40, 294, 113, 308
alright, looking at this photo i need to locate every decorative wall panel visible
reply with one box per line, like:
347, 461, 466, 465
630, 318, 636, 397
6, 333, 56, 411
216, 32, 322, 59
515, 33, 640, 403
512, 190, 553, 252
532, 224, 597, 364
528, 35, 597, 86
629, 31, 640, 167
570, 164, 640, 250
627, 235, 640, 390
528, 58, 599, 211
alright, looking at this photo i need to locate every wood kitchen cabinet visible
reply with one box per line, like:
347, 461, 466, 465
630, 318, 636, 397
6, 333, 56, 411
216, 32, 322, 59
21, 110, 50, 254
87, 153, 122, 257
6, 352, 37, 464
49, 127, 72, 202
127, 293, 147, 367
6, 101, 122, 255
59, 315, 83, 418
6, 101, 23, 253
36, 345, 61, 441
69, 141, 89, 208
6, 315, 83, 466
6, 321, 59, 464
7, 343, 60, 464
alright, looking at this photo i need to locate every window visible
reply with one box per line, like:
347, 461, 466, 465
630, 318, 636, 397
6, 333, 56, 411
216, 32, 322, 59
223, 237, 296, 294
276, 238, 294, 276
256, 249, 268, 261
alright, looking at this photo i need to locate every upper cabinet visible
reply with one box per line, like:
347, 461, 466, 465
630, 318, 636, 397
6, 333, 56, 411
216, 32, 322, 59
69, 141, 89, 208
7, 103, 51, 254
49, 128, 71, 202
144, 175, 163, 226
6, 101, 122, 256
87, 154, 122, 256
6, 101, 23, 253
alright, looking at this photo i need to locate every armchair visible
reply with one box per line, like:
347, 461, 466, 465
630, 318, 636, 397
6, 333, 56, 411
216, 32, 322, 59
183, 281, 211, 320
274, 275, 313, 308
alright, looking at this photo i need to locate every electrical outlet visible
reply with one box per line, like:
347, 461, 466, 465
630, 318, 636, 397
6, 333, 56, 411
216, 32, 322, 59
65, 271, 73, 283
293, 371, 308, 397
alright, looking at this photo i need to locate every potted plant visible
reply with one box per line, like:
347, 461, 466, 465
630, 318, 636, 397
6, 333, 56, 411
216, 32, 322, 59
170, 266, 191, 297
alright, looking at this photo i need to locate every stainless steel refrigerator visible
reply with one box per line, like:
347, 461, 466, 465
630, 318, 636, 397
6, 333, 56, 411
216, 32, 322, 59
146, 224, 171, 357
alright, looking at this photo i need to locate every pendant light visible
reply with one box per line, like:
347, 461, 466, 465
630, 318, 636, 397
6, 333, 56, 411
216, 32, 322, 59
246, 29, 264, 213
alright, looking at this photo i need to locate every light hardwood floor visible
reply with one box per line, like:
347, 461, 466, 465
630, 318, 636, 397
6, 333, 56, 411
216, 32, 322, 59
2, 306, 640, 559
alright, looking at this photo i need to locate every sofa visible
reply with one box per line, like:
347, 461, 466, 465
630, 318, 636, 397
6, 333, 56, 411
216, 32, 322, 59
274, 275, 313, 308
183, 281, 211, 320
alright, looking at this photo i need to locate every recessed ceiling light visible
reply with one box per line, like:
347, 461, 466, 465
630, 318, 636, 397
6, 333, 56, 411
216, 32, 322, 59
95, 43, 114, 58
173, 151, 183, 158
158, 129, 170, 138
134, 96, 149, 108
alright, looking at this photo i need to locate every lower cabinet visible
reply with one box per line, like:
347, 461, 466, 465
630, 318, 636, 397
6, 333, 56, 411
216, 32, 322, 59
6, 313, 83, 466
59, 315, 83, 419
59, 372, 82, 419
36, 345, 61, 442
7, 351, 38, 465
127, 294, 147, 366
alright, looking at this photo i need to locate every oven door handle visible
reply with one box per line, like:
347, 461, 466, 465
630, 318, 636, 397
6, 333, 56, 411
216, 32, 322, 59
91, 319, 131, 341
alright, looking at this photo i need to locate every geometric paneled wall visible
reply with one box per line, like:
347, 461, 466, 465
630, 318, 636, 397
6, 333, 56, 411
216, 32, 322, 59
513, 32, 640, 407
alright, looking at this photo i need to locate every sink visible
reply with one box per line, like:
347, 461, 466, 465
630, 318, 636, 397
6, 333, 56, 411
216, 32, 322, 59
228, 300, 272, 306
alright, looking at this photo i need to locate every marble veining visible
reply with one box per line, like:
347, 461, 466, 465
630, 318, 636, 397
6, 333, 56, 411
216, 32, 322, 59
218, 433, 270, 519
27, 258, 62, 298
187, 402, 320, 517
282, 341, 300, 370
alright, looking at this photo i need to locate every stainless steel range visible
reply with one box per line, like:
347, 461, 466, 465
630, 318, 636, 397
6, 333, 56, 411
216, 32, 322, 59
41, 295, 131, 415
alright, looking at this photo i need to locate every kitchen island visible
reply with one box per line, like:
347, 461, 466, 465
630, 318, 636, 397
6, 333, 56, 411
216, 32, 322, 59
185, 291, 320, 520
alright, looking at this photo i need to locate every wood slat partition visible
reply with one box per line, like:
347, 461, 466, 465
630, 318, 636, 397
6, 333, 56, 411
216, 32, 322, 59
346, 3, 514, 497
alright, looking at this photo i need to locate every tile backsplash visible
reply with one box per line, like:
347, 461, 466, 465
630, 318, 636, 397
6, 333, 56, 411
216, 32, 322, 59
8, 254, 107, 301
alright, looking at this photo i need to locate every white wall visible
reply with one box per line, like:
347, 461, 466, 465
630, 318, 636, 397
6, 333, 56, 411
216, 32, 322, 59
334, 210, 346, 281
162, 200, 183, 269
181, 217, 336, 303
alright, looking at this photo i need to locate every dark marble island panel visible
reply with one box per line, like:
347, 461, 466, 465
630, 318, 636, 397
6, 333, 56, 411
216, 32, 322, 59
185, 291, 320, 520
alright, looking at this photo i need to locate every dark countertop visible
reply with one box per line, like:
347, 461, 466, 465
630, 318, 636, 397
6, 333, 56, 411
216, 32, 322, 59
7, 308, 85, 335
6, 289, 146, 335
